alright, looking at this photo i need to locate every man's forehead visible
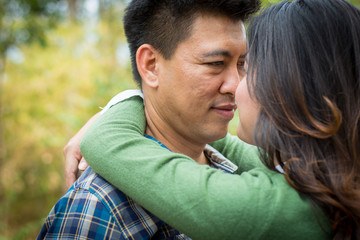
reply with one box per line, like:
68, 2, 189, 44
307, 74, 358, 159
171, 13, 247, 59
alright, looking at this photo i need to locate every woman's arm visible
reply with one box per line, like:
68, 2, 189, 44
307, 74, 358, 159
64, 112, 100, 188
210, 134, 265, 173
80, 96, 329, 239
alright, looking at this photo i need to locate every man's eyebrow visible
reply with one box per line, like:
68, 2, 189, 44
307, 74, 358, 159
202, 50, 247, 58
202, 50, 231, 58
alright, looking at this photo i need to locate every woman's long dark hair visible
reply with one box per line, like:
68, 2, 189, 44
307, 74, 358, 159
247, 0, 360, 239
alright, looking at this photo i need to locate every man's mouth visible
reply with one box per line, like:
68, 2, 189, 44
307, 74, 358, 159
211, 104, 237, 119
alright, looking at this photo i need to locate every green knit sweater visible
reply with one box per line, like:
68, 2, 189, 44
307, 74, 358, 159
80, 95, 331, 240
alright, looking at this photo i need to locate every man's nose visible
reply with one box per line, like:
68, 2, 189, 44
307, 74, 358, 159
219, 67, 240, 96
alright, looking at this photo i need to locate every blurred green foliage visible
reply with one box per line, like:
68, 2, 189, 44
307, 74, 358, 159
1, 2, 134, 238
2, 25, 136, 239
1, 0, 359, 239
0, 0, 64, 58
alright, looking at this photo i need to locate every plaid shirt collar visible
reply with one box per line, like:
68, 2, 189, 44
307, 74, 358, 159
204, 144, 238, 174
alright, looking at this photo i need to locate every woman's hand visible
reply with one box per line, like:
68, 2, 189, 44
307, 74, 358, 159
63, 112, 101, 189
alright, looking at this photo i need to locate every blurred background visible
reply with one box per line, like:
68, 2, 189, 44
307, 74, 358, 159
1, 0, 359, 239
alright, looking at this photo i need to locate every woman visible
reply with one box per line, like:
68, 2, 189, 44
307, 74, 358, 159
80, 0, 360, 239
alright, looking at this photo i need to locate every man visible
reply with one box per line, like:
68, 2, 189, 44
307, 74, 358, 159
38, 0, 260, 239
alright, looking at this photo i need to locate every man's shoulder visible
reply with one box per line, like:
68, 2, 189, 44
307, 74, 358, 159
37, 168, 124, 239
73, 167, 129, 209
74, 166, 109, 190
71, 168, 180, 239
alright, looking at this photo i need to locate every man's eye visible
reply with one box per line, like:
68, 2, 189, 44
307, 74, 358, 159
207, 61, 224, 66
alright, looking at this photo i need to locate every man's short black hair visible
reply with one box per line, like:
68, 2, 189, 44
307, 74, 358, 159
124, 0, 261, 87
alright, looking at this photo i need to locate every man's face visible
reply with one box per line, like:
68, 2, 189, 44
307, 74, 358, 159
153, 13, 247, 145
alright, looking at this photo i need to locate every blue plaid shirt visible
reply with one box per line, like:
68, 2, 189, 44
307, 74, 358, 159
37, 144, 237, 240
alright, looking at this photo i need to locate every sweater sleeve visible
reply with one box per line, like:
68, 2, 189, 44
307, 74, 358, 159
80, 96, 330, 240
209, 134, 266, 173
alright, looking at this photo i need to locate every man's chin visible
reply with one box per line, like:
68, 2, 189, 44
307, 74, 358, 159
205, 128, 229, 143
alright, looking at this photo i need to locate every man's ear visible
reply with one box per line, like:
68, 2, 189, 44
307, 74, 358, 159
136, 44, 159, 88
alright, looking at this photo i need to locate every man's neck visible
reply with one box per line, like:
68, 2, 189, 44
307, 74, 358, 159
145, 112, 209, 165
